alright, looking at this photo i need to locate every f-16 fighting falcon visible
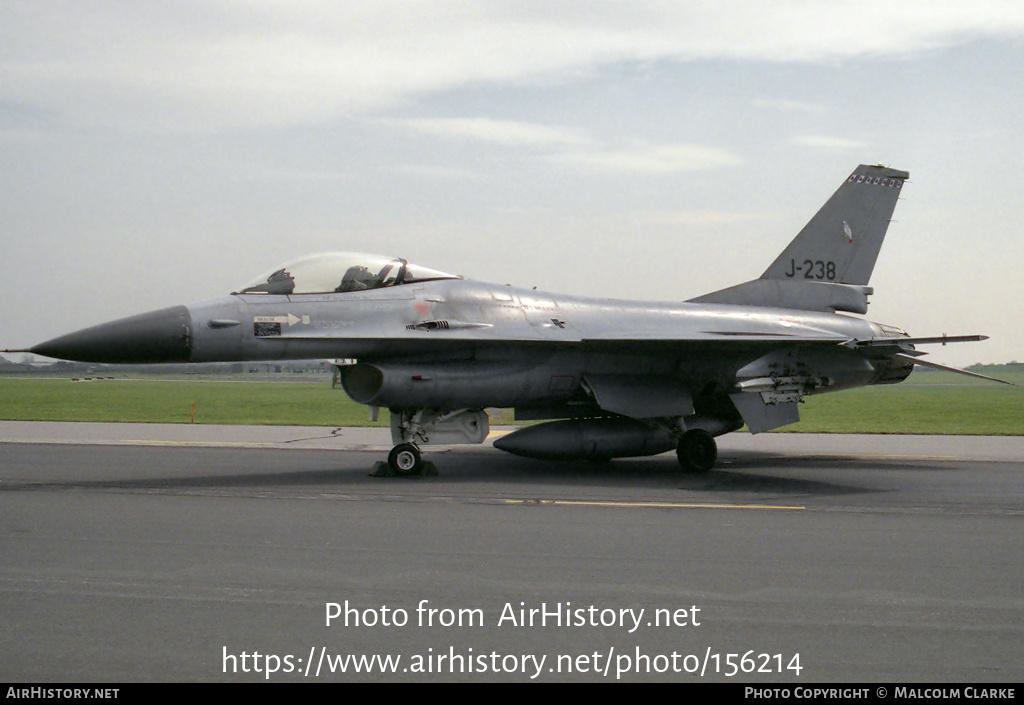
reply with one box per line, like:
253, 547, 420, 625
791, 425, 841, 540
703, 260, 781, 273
12, 164, 1007, 475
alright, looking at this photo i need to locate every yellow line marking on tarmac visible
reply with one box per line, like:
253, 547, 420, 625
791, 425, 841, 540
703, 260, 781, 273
503, 499, 804, 511
123, 440, 278, 447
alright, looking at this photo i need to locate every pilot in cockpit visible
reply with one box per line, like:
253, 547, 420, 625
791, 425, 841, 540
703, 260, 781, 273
337, 265, 375, 292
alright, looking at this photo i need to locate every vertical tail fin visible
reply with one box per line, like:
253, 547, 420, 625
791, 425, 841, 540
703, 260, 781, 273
690, 164, 909, 313
761, 164, 909, 286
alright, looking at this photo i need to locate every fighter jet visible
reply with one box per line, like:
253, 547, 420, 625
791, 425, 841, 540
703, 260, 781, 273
13, 164, 1006, 475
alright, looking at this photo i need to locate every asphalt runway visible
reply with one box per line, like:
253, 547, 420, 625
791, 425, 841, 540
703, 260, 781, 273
1, 422, 1021, 682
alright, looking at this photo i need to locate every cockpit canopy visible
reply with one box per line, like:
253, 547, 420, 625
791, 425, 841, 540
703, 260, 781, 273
237, 253, 461, 295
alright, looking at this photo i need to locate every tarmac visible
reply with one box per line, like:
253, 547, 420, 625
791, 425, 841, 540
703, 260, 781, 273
1, 422, 1022, 682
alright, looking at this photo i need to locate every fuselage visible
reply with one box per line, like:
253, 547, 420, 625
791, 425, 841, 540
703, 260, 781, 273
178, 278, 898, 410
26, 272, 910, 414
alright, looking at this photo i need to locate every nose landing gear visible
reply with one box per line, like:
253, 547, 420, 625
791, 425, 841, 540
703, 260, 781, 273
371, 442, 437, 477
387, 443, 423, 476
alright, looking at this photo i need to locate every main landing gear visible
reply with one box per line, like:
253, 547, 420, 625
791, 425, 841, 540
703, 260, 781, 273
676, 429, 717, 472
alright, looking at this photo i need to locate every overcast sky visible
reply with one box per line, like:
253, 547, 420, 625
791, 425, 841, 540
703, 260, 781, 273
3, 1, 1023, 366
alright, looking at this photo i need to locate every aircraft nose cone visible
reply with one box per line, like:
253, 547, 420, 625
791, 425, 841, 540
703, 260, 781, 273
30, 305, 192, 363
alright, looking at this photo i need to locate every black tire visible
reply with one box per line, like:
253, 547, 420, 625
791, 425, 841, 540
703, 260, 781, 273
676, 429, 717, 472
388, 443, 423, 476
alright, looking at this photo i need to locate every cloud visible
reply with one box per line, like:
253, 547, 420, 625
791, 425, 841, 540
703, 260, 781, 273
394, 164, 482, 180
635, 210, 763, 227
380, 117, 739, 175
246, 164, 356, 182
379, 117, 593, 148
549, 142, 742, 174
3, 2, 1024, 131
751, 99, 825, 113
790, 135, 871, 151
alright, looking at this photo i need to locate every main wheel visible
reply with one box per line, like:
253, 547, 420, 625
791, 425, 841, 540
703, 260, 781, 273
388, 443, 423, 476
676, 429, 717, 472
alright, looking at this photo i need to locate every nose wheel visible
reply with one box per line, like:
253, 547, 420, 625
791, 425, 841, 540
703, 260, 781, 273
387, 443, 423, 476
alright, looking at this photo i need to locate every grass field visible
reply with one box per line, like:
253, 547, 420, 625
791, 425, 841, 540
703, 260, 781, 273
0, 371, 1021, 434
0, 378, 390, 427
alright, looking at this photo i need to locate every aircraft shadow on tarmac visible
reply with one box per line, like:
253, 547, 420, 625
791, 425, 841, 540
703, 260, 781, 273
0, 444, 950, 499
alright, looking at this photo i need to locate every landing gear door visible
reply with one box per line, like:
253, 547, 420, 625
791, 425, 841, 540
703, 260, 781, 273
390, 409, 490, 445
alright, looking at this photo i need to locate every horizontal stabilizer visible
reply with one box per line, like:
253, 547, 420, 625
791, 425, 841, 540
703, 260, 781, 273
893, 353, 1017, 385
